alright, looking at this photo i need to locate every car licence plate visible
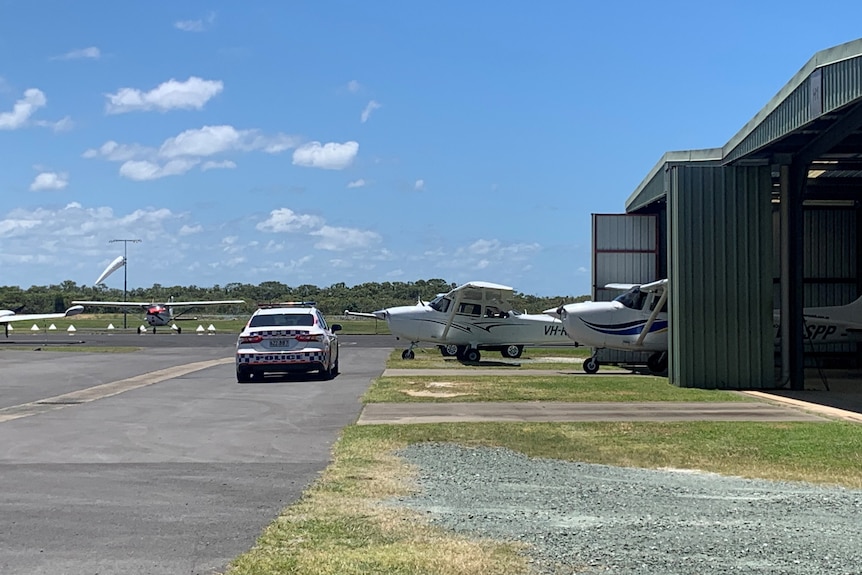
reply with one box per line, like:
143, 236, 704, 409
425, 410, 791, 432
269, 339, 291, 348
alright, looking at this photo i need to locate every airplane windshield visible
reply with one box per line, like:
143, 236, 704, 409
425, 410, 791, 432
614, 287, 647, 310
429, 296, 451, 313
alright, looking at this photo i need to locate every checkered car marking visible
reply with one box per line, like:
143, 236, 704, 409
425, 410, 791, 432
237, 350, 328, 365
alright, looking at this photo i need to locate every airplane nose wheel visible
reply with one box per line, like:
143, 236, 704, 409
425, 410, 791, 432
583, 356, 600, 374
401, 349, 415, 360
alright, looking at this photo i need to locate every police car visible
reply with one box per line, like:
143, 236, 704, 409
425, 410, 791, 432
235, 302, 341, 382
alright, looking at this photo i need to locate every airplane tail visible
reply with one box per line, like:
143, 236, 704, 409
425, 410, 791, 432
840, 294, 862, 322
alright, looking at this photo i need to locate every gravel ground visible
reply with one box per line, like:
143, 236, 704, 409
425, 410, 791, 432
391, 443, 862, 575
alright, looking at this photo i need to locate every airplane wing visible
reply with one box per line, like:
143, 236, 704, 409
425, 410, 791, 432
344, 310, 381, 319
639, 279, 669, 293
605, 279, 668, 293
604, 283, 638, 291
0, 305, 84, 324
72, 299, 244, 308
72, 300, 153, 309
161, 300, 245, 307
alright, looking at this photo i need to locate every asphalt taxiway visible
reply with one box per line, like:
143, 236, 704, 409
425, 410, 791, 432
1, 333, 859, 574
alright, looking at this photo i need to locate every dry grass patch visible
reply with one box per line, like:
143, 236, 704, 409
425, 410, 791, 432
401, 380, 476, 398
225, 431, 529, 575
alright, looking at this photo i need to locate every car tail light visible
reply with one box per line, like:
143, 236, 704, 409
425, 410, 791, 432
295, 333, 322, 342
240, 334, 263, 344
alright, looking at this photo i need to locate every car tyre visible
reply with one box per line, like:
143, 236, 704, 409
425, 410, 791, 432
236, 367, 253, 383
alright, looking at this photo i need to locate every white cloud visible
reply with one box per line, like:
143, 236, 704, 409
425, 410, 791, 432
159, 125, 241, 158
175, 19, 204, 32
105, 76, 223, 114
54, 47, 100, 60
159, 125, 298, 158
82, 140, 151, 161
84, 125, 299, 181
119, 158, 200, 181
201, 160, 237, 171
175, 12, 216, 32
35, 115, 74, 132
347, 178, 366, 188
292, 141, 359, 170
361, 100, 381, 123
256, 208, 324, 233
0, 88, 46, 130
311, 225, 381, 251
347, 80, 361, 93
30, 172, 69, 191
179, 224, 203, 235
414, 179, 425, 191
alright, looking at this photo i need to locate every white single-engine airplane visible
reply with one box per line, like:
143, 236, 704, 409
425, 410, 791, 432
547, 278, 862, 375
1, 304, 84, 337
546, 279, 669, 374
71, 297, 244, 333
346, 281, 570, 361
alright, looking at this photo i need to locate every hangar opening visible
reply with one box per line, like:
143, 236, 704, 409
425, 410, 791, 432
601, 38, 862, 391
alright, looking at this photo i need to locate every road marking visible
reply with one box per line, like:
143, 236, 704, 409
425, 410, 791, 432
0, 357, 234, 423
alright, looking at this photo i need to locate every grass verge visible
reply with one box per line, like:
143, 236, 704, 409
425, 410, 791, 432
0, 345, 141, 353
363, 374, 755, 403
226, 421, 862, 575
386, 346, 590, 370
225, 429, 529, 575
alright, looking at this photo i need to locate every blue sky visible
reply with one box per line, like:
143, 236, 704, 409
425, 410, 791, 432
2, 1, 861, 297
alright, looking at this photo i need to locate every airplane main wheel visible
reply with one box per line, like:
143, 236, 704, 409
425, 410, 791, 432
402, 349, 415, 360
583, 357, 599, 374
439, 344, 459, 357
465, 349, 481, 362
647, 352, 668, 374
501, 345, 523, 359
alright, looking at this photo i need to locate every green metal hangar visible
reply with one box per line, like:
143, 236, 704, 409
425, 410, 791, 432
609, 38, 862, 391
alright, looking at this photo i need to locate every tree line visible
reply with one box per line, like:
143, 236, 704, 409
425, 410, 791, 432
0, 279, 590, 317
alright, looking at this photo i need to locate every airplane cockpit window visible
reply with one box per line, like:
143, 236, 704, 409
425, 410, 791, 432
648, 294, 668, 313
614, 287, 647, 310
429, 296, 451, 313
457, 303, 482, 316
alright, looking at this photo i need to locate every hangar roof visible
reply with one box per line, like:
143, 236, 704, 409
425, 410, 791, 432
626, 38, 862, 212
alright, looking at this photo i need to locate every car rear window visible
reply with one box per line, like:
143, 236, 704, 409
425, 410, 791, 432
249, 313, 315, 328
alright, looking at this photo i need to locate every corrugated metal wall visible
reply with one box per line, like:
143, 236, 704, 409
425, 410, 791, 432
669, 165, 774, 388
772, 207, 858, 359
592, 214, 660, 366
